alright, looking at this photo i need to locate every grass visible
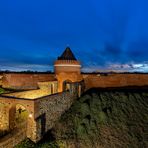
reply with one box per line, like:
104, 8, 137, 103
15, 110, 28, 124
52, 87, 148, 147
0, 87, 5, 94
16, 87, 148, 148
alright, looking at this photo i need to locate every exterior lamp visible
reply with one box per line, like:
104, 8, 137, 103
29, 113, 33, 118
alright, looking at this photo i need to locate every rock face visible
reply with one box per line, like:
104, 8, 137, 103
52, 87, 148, 148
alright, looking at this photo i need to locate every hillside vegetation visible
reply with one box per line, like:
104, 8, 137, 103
16, 87, 148, 148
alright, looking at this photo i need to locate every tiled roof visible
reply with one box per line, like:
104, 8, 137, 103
58, 47, 77, 60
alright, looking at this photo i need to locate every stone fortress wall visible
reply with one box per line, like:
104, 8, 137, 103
83, 73, 148, 90
0, 82, 80, 147
33, 91, 78, 142
1, 73, 148, 91
2, 73, 56, 90
1, 47, 148, 91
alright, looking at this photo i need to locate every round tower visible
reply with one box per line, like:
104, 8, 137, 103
54, 47, 82, 92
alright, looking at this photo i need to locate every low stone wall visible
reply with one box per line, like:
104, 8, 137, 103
3, 81, 58, 99
84, 74, 148, 90
0, 123, 27, 148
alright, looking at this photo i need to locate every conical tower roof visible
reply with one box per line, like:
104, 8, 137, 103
58, 47, 77, 60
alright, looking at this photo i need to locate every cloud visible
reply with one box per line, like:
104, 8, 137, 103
0, 0, 148, 73
81, 61, 148, 73
0, 64, 52, 72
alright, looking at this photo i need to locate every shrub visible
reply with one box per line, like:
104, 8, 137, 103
0, 88, 5, 94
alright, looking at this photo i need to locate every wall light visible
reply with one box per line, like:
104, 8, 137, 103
29, 113, 33, 118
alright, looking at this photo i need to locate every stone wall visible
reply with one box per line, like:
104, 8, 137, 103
0, 123, 27, 148
2, 73, 56, 90
3, 81, 58, 99
54, 60, 81, 74
83, 74, 148, 90
56, 72, 83, 92
0, 102, 9, 130
0, 96, 35, 134
33, 91, 77, 142
0, 82, 80, 144
0, 75, 3, 86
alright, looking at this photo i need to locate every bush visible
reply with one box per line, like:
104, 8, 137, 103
0, 88, 5, 94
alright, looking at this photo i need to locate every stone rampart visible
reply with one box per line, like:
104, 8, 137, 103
33, 91, 77, 142
0, 82, 79, 143
2, 73, 55, 90
83, 74, 148, 90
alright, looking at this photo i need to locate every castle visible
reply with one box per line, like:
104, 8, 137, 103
0, 47, 148, 147
1, 47, 148, 92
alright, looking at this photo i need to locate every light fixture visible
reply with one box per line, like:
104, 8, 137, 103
29, 113, 33, 118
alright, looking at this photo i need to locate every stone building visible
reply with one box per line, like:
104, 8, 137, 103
54, 47, 83, 92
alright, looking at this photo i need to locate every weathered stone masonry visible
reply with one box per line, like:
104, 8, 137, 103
0, 82, 81, 147
33, 91, 78, 142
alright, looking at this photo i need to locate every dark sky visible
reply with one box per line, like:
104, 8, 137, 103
0, 0, 148, 72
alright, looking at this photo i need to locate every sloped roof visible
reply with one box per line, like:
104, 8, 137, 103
58, 47, 77, 60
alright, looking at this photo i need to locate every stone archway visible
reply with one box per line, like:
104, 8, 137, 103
9, 104, 29, 130
63, 80, 72, 92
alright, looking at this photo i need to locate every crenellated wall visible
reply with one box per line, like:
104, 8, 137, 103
83, 74, 148, 90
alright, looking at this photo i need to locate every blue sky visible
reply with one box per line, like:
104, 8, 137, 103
0, 0, 148, 72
